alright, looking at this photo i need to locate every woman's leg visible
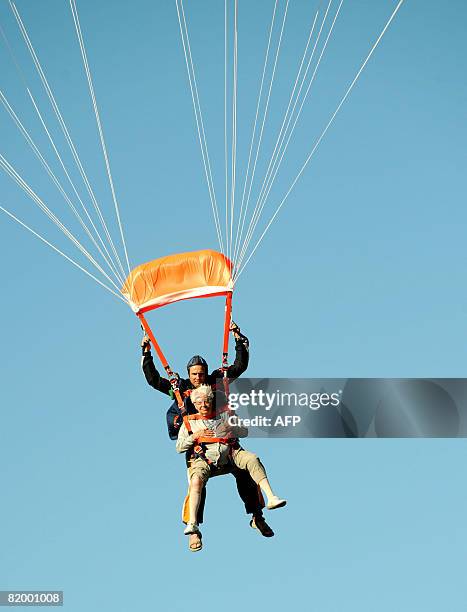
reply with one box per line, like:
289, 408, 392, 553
185, 459, 210, 533
188, 474, 204, 525
232, 449, 286, 509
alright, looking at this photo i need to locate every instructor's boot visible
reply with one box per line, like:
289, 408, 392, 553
250, 514, 274, 537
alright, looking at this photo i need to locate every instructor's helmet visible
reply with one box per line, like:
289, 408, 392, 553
186, 355, 209, 374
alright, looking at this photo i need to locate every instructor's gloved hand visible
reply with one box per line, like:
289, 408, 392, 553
229, 321, 241, 339
141, 334, 151, 354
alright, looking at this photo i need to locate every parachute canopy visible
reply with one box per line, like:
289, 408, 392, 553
122, 249, 233, 313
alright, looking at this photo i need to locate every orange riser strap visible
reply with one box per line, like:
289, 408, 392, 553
222, 292, 233, 364
138, 312, 192, 433
221, 292, 232, 397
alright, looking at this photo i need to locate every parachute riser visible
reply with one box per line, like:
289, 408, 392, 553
137, 312, 192, 433
222, 292, 233, 397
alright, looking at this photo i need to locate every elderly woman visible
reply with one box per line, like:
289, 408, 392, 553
176, 384, 286, 542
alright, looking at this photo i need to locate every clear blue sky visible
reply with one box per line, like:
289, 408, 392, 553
1, 1, 466, 610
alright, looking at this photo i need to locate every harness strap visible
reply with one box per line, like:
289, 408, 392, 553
138, 312, 193, 435
193, 444, 213, 464
192, 437, 239, 465
195, 436, 233, 444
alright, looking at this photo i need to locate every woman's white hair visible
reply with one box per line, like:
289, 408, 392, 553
190, 384, 214, 405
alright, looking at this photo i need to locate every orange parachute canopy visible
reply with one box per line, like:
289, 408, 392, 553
122, 249, 233, 314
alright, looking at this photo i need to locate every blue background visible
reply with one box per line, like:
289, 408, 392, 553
1, 1, 466, 610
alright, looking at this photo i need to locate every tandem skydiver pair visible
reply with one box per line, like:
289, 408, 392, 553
141, 321, 286, 552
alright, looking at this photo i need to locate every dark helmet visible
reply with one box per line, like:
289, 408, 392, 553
186, 355, 209, 374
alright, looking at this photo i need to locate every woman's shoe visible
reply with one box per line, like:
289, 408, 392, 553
266, 496, 287, 510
